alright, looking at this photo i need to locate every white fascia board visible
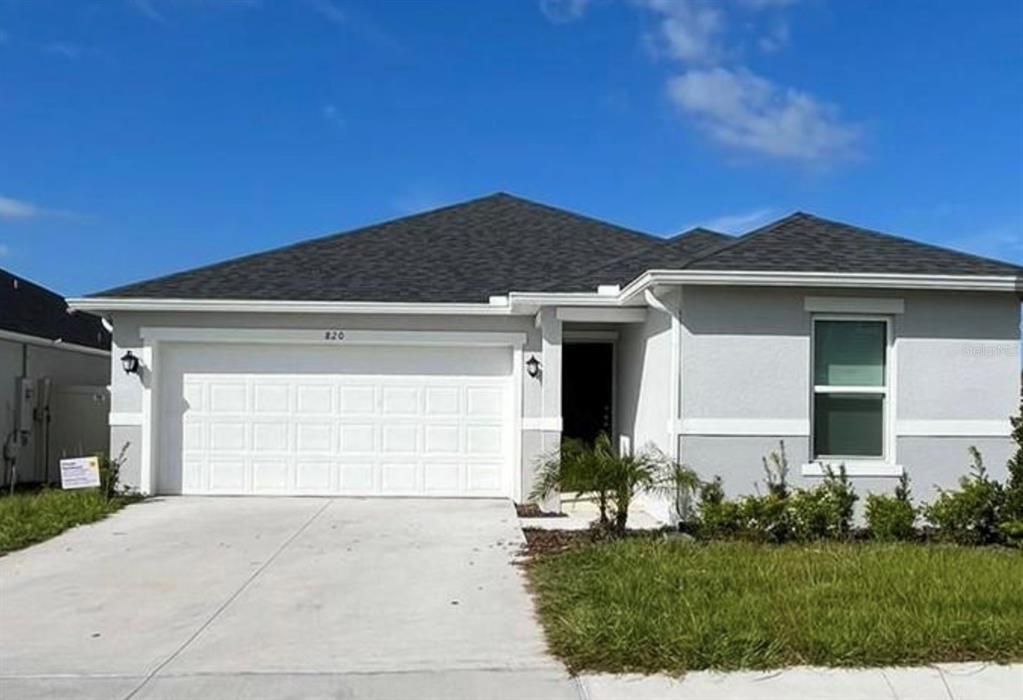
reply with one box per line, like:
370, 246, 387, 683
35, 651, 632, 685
139, 327, 527, 347
507, 292, 645, 313
555, 307, 647, 323
67, 297, 518, 316
0, 328, 110, 357
619, 270, 1022, 301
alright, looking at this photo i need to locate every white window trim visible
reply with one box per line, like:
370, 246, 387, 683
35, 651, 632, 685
804, 314, 899, 477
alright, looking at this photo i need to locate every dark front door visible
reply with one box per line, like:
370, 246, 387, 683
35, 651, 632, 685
561, 342, 613, 445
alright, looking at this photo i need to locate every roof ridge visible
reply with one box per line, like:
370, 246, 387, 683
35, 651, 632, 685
543, 228, 734, 292
677, 212, 803, 269
92, 192, 515, 297
93, 192, 664, 297
792, 212, 1023, 272
493, 193, 662, 243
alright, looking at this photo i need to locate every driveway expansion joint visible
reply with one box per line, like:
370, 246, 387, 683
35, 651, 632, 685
120, 499, 334, 700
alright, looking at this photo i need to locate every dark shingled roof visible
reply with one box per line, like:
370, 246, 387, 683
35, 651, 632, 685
688, 212, 1023, 276
1, 269, 110, 351
92, 196, 1022, 303
94, 193, 662, 303
552, 228, 734, 291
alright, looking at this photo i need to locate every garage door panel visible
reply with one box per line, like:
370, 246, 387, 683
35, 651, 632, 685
209, 383, 248, 413
253, 384, 290, 413
425, 387, 460, 415
209, 459, 246, 491
340, 424, 376, 452
296, 384, 333, 414
162, 343, 513, 498
339, 462, 374, 492
208, 422, 247, 451
466, 387, 503, 416
381, 463, 417, 492
295, 460, 333, 492
296, 423, 335, 453
252, 422, 289, 451
467, 464, 502, 492
252, 460, 289, 492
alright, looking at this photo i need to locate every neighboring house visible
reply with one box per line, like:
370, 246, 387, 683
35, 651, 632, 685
1, 269, 111, 487
69, 194, 1022, 517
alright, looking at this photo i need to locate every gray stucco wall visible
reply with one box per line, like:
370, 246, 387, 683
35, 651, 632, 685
1, 338, 110, 485
615, 304, 673, 455
677, 286, 1021, 506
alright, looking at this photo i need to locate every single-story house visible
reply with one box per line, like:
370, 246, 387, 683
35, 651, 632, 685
69, 194, 1022, 516
1, 268, 111, 487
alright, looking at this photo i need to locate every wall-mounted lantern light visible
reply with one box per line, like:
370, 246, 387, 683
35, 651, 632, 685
525, 355, 541, 379
120, 350, 141, 375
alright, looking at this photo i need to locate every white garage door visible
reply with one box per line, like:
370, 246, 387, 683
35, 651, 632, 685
158, 343, 515, 497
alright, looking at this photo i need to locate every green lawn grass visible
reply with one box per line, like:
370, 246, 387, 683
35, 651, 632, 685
0, 488, 141, 555
527, 538, 1023, 673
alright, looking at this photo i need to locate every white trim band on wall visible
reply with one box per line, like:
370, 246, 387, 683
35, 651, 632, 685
139, 327, 527, 347
896, 420, 1012, 437
522, 417, 563, 432
680, 418, 811, 437
109, 412, 144, 426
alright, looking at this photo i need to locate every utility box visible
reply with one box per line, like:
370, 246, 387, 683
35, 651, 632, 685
15, 377, 35, 435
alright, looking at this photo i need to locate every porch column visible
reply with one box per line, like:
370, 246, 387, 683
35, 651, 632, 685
537, 307, 562, 510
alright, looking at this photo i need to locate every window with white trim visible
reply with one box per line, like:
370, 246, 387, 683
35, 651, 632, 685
812, 317, 890, 461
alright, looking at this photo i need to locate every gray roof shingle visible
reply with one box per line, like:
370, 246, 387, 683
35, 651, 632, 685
91, 197, 1022, 303
94, 193, 662, 303
1, 269, 110, 350
688, 212, 1023, 276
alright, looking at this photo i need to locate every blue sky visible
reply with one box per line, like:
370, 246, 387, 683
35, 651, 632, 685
1, 0, 1021, 296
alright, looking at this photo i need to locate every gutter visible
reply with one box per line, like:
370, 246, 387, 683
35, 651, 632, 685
68, 270, 1021, 317
0, 328, 111, 357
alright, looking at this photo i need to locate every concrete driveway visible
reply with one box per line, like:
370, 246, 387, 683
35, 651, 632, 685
0, 497, 574, 699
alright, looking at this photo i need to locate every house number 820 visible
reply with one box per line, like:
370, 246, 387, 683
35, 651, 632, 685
324, 330, 345, 341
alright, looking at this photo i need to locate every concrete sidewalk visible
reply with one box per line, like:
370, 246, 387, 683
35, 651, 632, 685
2, 663, 1019, 699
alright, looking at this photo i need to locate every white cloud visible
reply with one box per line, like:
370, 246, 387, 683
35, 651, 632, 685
539, 0, 592, 24
667, 67, 859, 163
757, 20, 789, 53
43, 42, 82, 59
323, 104, 345, 127
0, 195, 40, 219
698, 207, 777, 234
642, 0, 723, 64
0, 195, 77, 221
736, 0, 800, 9
128, 0, 168, 23
308, 0, 347, 25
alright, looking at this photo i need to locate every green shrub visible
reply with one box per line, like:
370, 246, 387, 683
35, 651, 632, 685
1002, 401, 1023, 526
786, 466, 858, 540
735, 492, 791, 543
865, 473, 917, 541
924, 447, 1005, 545
696, 477, 742, 539
96, 443, 130, 499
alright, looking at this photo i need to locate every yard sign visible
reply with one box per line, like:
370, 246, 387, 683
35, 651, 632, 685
60, 456, 101, 490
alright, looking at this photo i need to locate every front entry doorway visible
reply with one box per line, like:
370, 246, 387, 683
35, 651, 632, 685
561, 342, 614, 445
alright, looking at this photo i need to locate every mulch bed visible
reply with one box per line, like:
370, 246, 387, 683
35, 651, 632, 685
515, 503, 568, 518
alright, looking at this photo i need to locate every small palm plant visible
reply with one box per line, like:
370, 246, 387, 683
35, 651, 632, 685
531, 433, 663, 535
531, 435, 614, 526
